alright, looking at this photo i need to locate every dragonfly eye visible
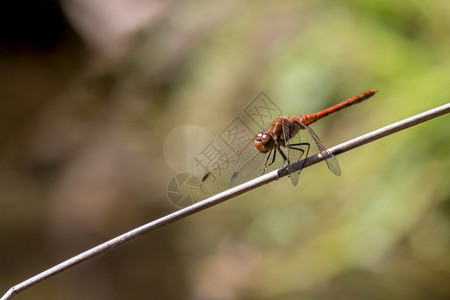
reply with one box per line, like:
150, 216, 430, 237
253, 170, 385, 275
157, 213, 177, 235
253, 132, 275, 153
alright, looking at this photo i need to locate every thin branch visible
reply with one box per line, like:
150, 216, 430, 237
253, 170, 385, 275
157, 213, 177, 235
2, 103, 449, 300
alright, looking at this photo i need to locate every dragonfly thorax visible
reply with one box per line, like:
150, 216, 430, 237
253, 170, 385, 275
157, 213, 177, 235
253, 132, 275, 153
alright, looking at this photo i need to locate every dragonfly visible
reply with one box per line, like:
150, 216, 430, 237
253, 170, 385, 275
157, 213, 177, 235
201, 89, 378, 194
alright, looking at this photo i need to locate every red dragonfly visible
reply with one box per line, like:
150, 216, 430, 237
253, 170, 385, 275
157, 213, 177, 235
201, 89, 378, 193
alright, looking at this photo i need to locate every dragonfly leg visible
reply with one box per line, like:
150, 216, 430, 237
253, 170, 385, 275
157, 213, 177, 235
260, 149, 276, 175
275, 147, 289, 180
286, 142, 310, 174
277, 147, 289, 168
287, 142, 310, 155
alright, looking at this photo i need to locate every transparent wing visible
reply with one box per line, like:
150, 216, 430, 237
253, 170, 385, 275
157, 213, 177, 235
281, 121, 310, 186
296, 119, 341, 176
201, 139, 283, 194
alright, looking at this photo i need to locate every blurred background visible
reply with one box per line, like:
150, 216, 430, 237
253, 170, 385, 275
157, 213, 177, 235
0, 0, 449, 299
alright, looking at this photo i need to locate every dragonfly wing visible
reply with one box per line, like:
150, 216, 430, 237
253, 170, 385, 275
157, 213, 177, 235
296, 119, 341, 176
226, 151, 267, 187
288, 169, 299, 186
281, 120, 308, 186
200, 140, 268, 194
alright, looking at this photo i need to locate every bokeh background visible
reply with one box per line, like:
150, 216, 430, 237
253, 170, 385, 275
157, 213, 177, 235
1, 0, 449, 299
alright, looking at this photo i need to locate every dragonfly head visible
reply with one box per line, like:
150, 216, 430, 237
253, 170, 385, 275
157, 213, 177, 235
253, 132, 275, 153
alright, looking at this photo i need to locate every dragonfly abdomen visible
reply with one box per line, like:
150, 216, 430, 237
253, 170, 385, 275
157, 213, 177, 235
298, 89, 378, 126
